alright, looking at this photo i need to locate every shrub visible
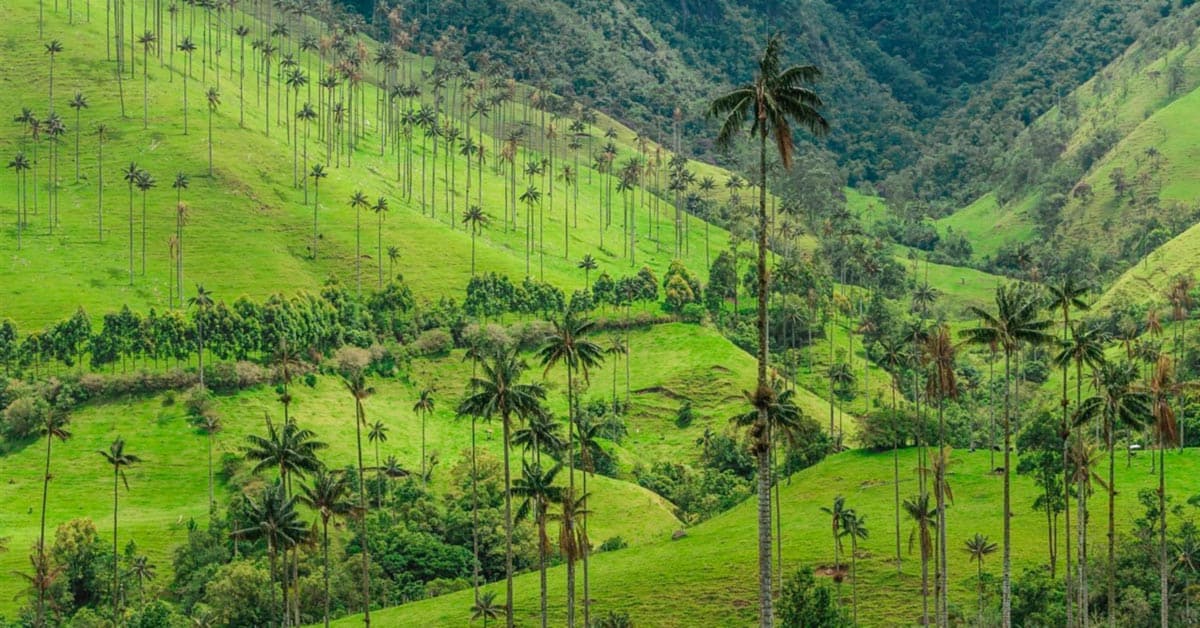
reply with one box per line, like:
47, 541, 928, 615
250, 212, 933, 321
1, 394, 44, 440
777, 566, 849, 627
674, 401, 696, 428
412, 329, 453, 356
598, 536, 628, 552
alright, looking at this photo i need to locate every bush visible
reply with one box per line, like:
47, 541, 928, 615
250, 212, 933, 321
2, 394, 44, 440
777, 566, 849, 627
412, 329, 454, 356
598, 536, 628, 552
674, 401, 696, 428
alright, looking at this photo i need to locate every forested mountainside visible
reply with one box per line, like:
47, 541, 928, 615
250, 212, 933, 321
374, 0, 1165, 201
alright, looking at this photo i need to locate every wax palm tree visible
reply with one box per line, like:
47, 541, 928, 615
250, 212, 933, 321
200, 413, 221, 512
965, 533, 998, 624
578, 254, 598, 290
309, 164, 326, 259
98, 437, 141, 624
1070, 437, 1108, 622
339, 370, 374, 625
135, 169, 155, 275
1047, 276, 1090, 623
233, 480, 307, 627
412, 388, 435, 485
1146, 354, 1185, 628
297, 103, 316, 202
204, 87, 220, 176
45, 40, 63, 113
387, 246, 400, 281
188, 285, 214, 389
842, 509, 869, 625
178, 37, 196, 134
472, 590, 502, 627
512, 461, 562, 628
170, 172, 190, 306
300, 467, 351, 628
123, 162, 140, 285
1075, 360, 1150, 627
68, 92, 87, 182
552, 486, 591, 627
95, 125, 107, 241
457, 347, 548, 628
36, 411, 70, 627
878, 334, 911, 573
462, 206, 488, 276
127, 553, 156, 609
343, 190, 367, 291
820, 495, 850, 579
7, 151, 30, 248
137, 32, 156, 128
960, 283, 1054, 626
538, 311, 604, 623
905, 492, 937, 626
604, 335, 626, 412
923, 324, 957, 625
243, 414, 327, 496
371, 196, 389, 289
710, 36, 828, 625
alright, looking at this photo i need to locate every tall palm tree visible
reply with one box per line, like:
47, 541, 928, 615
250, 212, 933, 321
300, 468, 351, 628
309, 164, 326, 259
512, 461, 562, 628
964, 533, 998, 625
171, 173, 190, 306
878, 334, 911, 574
137, 31, 156, 128
1075, 360, 1150, 628
553, 487, 591, 627
233, 480, 307, 627
367, 419, 388, 499
1146, 354, 1183, 628
538, 312, 604, 625
135, 170, 156, 276
709, 35, 828, 626
36, 411, 70, 627
342, 371, 374, 627
923, 324, 957, 626
462, 206, 488, 276
1069, 437, 1108, 624
577, 254, 598, 291
348, 191, 369, 294
187, 285, 214, 390
95, 125, 107, 241
1047, 277, 1090, 623
820, 495, 850, 579
458, 347, 547, 628
98, 437, 141, 624
412, 388, 435, 486
68, 92, 87, 182
960, 283, 1054, 626
123, 162, 140, 285
7, 152, 30, 250
905, 492, 937, 627
842, 510, 869, 625
372, 196, 389, 289
45, 40, 63, 114
206, 87, 220, 176
297, 103, 316, 203
178, 37, 196, 134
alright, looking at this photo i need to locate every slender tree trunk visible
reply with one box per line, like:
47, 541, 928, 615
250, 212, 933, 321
112, 466, 120, 625
38, 435, 54, 627
1160, 433, 1168, 628
893, 379, 902, 574
1003, 350, 1012, 628
503, 412, 515, 628
322, 518, 331, 628
354, 400, 371, 627
1108, 419, 1115, 628
754, 129, 773, 628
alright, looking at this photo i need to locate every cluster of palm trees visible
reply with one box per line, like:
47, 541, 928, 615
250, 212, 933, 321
457, 312, 608, 627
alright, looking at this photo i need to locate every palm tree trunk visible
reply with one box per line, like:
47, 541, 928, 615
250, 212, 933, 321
1108, 419, 1116, 628
38, 435, 53, 626
268, 544, 280, 628
1003, 350, 1013, 628
112, 466, 120, 624
539, 517, 548, 628
354, 401, 371, 627
1078, 361, 1089, 627
503, 411, 515, 628
1160, 435, 1168, 628
322, 518, 331, 628
892, 380, 902, 575
472, 415, 480, 602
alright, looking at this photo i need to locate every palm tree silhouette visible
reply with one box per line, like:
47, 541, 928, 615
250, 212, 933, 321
961, 283, 1053, 626
300, 468, 352, 628
922, 324, 957, 625
45, 40, 63, 114
457, 347, 547, 628
964, 533, 998, 624
553, 486, 591, 627
577, 254, 598, 291
187, 285, 214, 389
904, 492, 936, 626
137, 31, 156, 128
7, 152, 30, 249
709, 35, 828, 625
200, 413, 221, 512
471, 590, 502, 627
367, 419, 388, 499
122, 162, 140, 285
98, 436, 141, 624
841, 509, 869, 625
171, 173, 190, 306
297, 103, 317, 202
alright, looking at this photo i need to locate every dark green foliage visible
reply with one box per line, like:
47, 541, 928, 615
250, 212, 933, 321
777, 566, 849, 627
674, 401, 696, 428
1010, 566, 1065, 628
